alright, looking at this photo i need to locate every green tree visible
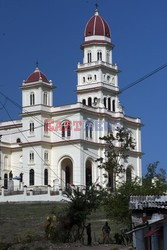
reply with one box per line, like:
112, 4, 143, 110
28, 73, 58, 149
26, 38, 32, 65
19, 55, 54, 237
97, 127, 135, 189
45, 184, 107, 242
66, 184, 106, 241
141, 161, 167, 195
104, 178, 141, 225
104, 162, 167, 226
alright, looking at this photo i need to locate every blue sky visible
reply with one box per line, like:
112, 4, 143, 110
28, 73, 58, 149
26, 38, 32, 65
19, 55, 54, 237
0, 0, 167, 175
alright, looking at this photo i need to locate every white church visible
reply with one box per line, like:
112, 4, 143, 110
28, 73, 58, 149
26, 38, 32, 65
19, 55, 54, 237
0, 8, 142, 192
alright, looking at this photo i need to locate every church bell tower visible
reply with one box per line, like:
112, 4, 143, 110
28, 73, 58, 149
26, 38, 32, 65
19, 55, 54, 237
77, 8, 122, 112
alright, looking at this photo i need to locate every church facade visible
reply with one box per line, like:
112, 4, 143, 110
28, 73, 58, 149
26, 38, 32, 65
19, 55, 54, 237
0, 9, 142, 192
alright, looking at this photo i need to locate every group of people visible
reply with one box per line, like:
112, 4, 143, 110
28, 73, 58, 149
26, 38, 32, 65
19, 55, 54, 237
85, 221, 111, 245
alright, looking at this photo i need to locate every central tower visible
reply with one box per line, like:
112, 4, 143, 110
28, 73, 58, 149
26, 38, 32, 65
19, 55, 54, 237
77, 8, 122, 112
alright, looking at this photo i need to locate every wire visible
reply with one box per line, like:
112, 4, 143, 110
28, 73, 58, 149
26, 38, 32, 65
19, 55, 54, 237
119, 63, 167, 94
0, 100, 66, 185
0, 91, 101, 160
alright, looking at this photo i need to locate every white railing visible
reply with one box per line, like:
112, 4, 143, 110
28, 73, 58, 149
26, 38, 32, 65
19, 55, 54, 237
129, 195, 167, 210
0, 186, 70, 203
78, 61, 118, 70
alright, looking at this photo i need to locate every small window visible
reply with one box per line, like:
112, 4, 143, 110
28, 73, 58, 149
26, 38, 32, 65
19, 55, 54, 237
97, 51, 102, 61
108, 98, 111, 111
44, 169, 48, 185
4, 173, 8, 189
88, 97, 92, 107
44, 151, 48, 162
87, 51, 92, 63
126, 167, 132, 182
29, 169, 34, 185
44, 121, 49, 135
82, 99, 86, 105
62, 121, 71, 138
112, 100, 115, 112
43, 92, 48, 105
94, 97, 98, 104
29, 152, 34, 163
16, 138, 21, 143
83, 77, 85, 83
107, 75, 111, 83
94, 75, 97, 81
20, 173, 23, 182
87, 75, 92, 82
62, 123, 65, 137
104, 97, 106, 108
30, 122, 34, 134
30, 92, 35, 106
85, 121, 93, 139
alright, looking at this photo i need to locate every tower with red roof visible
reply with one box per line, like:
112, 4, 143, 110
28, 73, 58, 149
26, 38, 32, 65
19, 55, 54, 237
77, 8, 120, 112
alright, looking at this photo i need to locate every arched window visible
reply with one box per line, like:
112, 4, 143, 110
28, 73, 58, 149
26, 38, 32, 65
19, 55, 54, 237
16, 138, 21, 143
112, 100, 115, 112
29, 169, 34, 185
126, 167, 132, 182
94, 75, 97, 81
43, 92, 48, 105
88, 97, 92, 107
30, 92, 35, 106
85, 121, 93, 139
87, 51, 92, 63
104, 97, 107, 108
108, 98, 111, 111
44, 151, 48, 162
83, 77, 85, 83
97, 51, 102, 61
4, 173, 8, 189
67, 123, 71, 137
82, 99, 86, 105
94, 97, 98, 105
62, 121, 71, 138
29, 152, 34, 163
86, 160, 92, 186
44, 121, 49, 134
62, 123, 65, 137
44, 169, 48, 185
20, 173, 23, 182
29, 122, 34, 134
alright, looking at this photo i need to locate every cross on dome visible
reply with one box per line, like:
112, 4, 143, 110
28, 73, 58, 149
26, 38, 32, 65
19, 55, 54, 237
25, 65, 50, 84
84, 8, 111, 38
95, 3, 99, 16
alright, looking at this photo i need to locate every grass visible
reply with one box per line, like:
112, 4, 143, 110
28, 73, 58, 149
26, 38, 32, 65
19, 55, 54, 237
0, 202, 126, 246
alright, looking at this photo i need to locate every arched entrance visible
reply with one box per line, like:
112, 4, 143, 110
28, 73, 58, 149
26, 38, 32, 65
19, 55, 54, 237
61, 158, 73, 190
86, 160, 92, 186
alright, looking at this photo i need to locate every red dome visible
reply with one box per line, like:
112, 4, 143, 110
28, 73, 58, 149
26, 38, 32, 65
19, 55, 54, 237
84, 11, 110, 38
25, 68, 49, 83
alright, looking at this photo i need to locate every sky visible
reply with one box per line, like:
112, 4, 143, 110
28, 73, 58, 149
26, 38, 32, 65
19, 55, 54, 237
0, 0, 167, 175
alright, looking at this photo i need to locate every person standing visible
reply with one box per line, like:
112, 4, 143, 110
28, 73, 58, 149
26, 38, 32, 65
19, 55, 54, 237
86, 223, 92, 246
102, 221, 111, 243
